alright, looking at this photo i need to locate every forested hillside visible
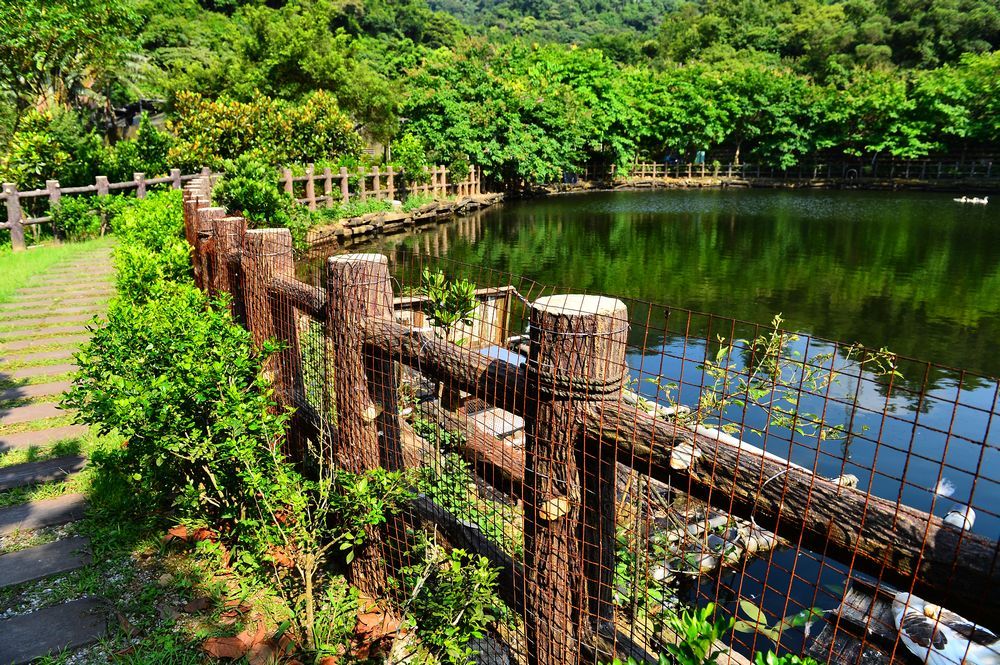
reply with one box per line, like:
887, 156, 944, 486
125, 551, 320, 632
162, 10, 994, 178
1, 0, 998, 191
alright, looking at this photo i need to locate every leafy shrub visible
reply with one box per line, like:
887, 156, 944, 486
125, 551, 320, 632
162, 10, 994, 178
49, 195, 128, 240
402, 193, 435, 212
753, 652, 821, 665
110, 189, 191, 302
169, 90, 363, 169
662, 603, 734, 665
213, 153, 312, 247
101, 114, 173, 181
392, 133, 431, 185
0, 110, 104, 189
402, 533, 502, 665
64, 281, 300, 561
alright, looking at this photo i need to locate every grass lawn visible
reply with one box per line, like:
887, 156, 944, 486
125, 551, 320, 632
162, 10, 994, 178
0, 237, 114, 305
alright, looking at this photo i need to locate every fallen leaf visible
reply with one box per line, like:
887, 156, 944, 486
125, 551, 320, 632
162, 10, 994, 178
202, 636, 248, 659
247, 640, 277, 665
182, 595, 212, 613
237, 620, 267, 649
116, 611, 140, 638
156, 573, 174, 587
318, 657, 338, 665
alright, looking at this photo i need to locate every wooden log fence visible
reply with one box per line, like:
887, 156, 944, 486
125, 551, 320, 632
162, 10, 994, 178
2, 161, 484, 252
610, 159, 999, 184
179, 179, 999, 665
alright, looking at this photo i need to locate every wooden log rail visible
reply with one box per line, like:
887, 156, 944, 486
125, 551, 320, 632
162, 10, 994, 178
181, 186, 998, 662
358, 316, 1000, 624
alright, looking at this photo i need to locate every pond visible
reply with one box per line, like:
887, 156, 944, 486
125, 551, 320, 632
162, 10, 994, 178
356, 188, 1000, 653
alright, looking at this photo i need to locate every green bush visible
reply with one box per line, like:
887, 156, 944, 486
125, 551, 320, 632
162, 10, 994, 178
49, 195, 128, 240
0, 110, 105, 189
402, 533, 503, 665
168, 90, 363, 170
101, 114, 173, 182
392, 133, 431, 185
64, 281, 300, 561
110, 189, 191, 302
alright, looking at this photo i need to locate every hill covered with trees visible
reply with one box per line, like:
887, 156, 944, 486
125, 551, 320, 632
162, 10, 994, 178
1, 0, 998, 190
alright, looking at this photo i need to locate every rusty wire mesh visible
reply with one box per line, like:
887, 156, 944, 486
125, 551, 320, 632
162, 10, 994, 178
187, 185, 1000, 665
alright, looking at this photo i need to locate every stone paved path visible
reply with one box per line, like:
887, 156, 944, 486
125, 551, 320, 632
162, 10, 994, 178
0, 247, 113, 663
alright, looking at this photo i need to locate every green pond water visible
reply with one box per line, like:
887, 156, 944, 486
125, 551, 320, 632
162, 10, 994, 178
355, 188, 1000, 649
365, 188, 1000, 376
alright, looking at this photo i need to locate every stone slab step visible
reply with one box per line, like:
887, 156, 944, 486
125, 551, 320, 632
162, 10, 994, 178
0, 326, 87, 342
1, 336, 88, 352
0, 455, 86, 490
0, 381, 73, 402
0, 349, 76, 365
0, 493, 87, 535
1, 363, 77, 380
0, 536, 91, 588
0, 298, 106, 312
0, 425, 88, 453
0, 597, 106, 664
0, 315, 99, 329
11, 288, 112, 300
0, 402, 65, 426
3, 305, 104, 320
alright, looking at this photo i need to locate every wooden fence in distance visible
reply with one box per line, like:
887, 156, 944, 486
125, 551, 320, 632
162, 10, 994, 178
2, 162, 481, 252
182, 173, 999, 665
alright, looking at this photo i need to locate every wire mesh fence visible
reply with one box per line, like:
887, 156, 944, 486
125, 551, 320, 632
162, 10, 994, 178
184, 176, 1000, 665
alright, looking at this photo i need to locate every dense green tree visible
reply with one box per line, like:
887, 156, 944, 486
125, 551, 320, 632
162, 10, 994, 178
0, 0, 138, 124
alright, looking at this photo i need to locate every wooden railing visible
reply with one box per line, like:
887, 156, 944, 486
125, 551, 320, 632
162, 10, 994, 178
181, 172, 999, 665
2, 162, 484, 252
613, 160, 999, 181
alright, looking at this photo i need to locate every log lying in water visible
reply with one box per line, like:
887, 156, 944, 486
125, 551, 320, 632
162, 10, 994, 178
360, 317, 1000, 623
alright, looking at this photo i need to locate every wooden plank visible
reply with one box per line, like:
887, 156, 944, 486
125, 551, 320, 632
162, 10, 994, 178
0, 536, 91, 588
0, 454, 86, 490
0, 598, 106, 664
0, 425, 88, 452
0, 493, 87, 534
0, 402, 66, 426
0, 380, 73, 402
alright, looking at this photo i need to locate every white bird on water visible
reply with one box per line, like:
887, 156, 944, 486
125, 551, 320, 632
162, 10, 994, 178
935, 478, 977, 531
954, 196, 969, 203
892, 592, 1000, 665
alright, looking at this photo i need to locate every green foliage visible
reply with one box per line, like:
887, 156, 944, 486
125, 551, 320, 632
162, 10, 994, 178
402, 193, 436, 212
0, 0, 138, 121
697, 314, 900, 441
753, 651, 821, 665
110, 190, 192, 303
102, 114, 174, 182
420, 268, 478, 334
393, 133, 432, 185
663, 604, 734, 665
603, 603, 733, 665
402, 532, 502, 665
0, 110, 105, 189
64, 281, 299, 563
734, 599, 825, 645
168, 90, 363, 170
212, 153, 313, 246
49, 195, 126, 240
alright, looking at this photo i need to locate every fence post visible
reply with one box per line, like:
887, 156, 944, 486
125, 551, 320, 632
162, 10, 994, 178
194, 206, 226, 293
282, 168, 294, 199
3, 183, 25, 252
212, 216, 248, 322
386, 165, 396, 200
339, 166, 350, 204
134, 172, 146, 199
358, 167, 367, 201
372, 166, 381, 200
326, 253, 403, 596
323, 167, 334, 208
241, 228, 293, 381
171, 168, 182, 189
441, 166, 449, 197
523, 294, 628, 665
45, 180, 62, 242
305, 164, 316, 211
